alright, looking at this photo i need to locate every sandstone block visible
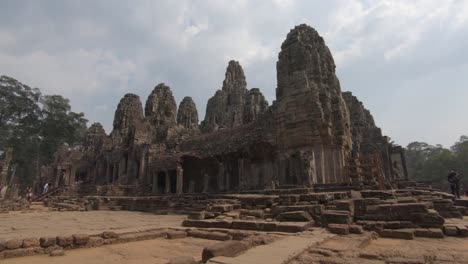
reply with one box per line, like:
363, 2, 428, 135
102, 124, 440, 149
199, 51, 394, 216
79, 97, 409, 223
87, 237, 104, 247
443, 226, 459, 236
0, 240, 5, 252
22, 238, 40, 248
328, 224, 350, 235
276, 211, 313, 222
349, 225, 364, 234
187, 230, 231, 241
101, 231, 119, 239
166, 230, 186, 239
40, 237, 57, 247
456, 225, 468, 237
5, 239, 22, 250
379, 229, 414, 240
168, 256, 197, 264
49, 248, 65, 257
276, 222, 312, 233
414, 228, 444, 238
322, 210, 352, 225
231, 220, 260, 231
57, 236, 73, 247
3, 247, 43, 258
73, 234, 90, 245
202, 240, 247, 262
188, 211, 205, 220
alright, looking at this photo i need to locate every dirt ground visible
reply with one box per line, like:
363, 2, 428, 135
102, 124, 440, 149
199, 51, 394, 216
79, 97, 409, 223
0, 203, 186, 240
290, 231, 468, 264
2, 237, 217, 264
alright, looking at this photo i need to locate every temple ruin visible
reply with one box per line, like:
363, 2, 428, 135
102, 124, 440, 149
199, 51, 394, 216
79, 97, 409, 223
38, 24, 407, 194
2, 24, 468, 264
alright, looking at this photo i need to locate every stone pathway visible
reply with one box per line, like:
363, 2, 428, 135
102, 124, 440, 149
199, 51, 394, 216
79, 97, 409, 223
207, 230, 334, 264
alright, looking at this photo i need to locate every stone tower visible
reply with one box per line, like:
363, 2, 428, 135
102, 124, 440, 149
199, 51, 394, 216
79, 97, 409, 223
274, 24, 352, 184
177, 96, 199, 130
111, 93, 144, 145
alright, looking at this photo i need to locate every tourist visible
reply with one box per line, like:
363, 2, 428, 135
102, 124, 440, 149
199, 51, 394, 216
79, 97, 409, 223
26, 187, 33, 203
43, 182, 50, 194
447, 169, 461, 199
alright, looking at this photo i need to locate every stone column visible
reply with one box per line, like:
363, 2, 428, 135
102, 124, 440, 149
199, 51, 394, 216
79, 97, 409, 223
164, 171, 171, 194
152, 172, 158, 193
202, 173, 210, 193
112, 164, 117, 182
176, 165, 183, 195
105, 162, 110, 184
70, 166, 77, 185
55, 166, 61, 187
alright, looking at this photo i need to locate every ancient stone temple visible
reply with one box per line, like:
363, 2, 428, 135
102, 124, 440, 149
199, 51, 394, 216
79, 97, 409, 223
43, 24, 406, 195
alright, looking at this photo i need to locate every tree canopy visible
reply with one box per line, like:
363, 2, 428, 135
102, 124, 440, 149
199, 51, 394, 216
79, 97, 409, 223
406, 136, 468, 190
0, 75, 87, 187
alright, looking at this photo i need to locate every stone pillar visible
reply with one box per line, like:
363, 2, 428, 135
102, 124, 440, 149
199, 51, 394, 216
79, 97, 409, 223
202, 173, 209, 193
188, 180, 195, 193
164, 171, 171, 194
70, 166, 77, 185
217, 162, 224, 192
105, 162, 110, 184
152, 172, 158, 193
112, 164, 117, 182
55, 166, 61, 187
176, 165, 183, 195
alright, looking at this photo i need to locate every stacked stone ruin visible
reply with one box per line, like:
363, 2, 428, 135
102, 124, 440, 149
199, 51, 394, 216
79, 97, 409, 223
34, 24, 468, 241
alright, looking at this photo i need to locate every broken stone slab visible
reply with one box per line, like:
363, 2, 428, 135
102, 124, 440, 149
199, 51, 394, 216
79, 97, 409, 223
378, 229, 414, 240
414, 228, 444, 238
202, 240, 248, 263
187, 230, 232, 241
182, 219, 232, 229
40, 237, 57, 248
328, 224, 350, 235
22, 238, 40, 248
276, 211, 313, 222
166, 230, 187, 239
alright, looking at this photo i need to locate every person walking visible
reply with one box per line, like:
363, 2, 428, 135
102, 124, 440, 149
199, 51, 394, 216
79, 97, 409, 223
42, 182, 49, 194
447, 169, 461, 199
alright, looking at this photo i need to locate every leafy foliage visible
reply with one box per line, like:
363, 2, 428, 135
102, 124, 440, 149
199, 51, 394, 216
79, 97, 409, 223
406, 136, 468, 190
0, 75, 87, 187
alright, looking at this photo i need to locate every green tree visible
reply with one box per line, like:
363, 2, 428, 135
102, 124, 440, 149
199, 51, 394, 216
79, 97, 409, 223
0, 75, 87, 187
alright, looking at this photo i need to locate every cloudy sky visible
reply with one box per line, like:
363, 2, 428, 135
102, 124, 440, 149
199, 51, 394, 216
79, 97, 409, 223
1, 0, 468, 148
